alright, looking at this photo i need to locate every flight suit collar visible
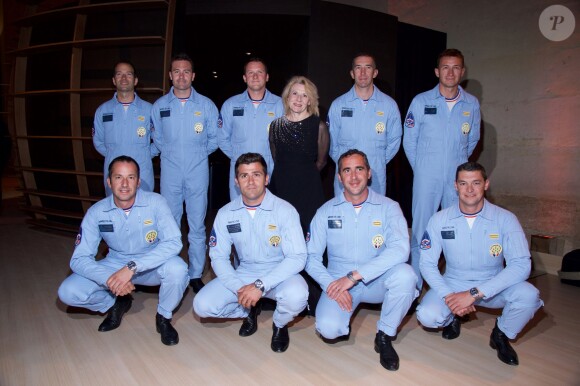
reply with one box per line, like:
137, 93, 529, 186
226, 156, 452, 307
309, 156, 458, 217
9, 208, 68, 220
449, 198, 492, 220
102, 189, 147, 212
230, 188, 275, 211
167, 86, 198, 103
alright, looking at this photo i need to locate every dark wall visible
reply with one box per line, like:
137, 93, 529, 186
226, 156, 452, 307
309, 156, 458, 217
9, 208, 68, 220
392, 22, 447, 222
178, 1, 445, 213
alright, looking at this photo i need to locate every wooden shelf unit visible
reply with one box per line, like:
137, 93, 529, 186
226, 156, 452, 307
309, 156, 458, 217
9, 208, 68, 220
10, 0, 175, 231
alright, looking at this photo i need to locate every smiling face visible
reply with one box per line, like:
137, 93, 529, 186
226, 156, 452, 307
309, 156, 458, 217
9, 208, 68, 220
112, 62, 138, 93
235, 162, 269, 206
287, 83, 310, 115
243, 61, 269, 94
338, 154, 371, 203
169, 59, 195, 92
107, 160, 141, 209
435, 55, 465, 90
455, 170, 489, 213
350, 55, 378, 90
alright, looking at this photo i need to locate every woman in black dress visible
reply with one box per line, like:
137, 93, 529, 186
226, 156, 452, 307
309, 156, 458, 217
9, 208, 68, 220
269, 76, 329, 234
269, 76, 330, 315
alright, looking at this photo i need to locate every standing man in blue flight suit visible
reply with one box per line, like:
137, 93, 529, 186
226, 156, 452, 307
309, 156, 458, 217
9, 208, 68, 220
417, 162, 543, 366
93, 62, 158, 195
193, 153, 308, 353
403, 48, 481, 291
306, 149, 418, 371
58, 156, 188, 346
327, 54, 402, 196
219, 58, 284, 199
151, 53, 219, 294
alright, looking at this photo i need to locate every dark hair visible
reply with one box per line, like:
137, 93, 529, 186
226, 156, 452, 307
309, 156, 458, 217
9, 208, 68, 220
243, 57, 268, 74
437, 48, 465, 67
337, 149, 371, 171
113, 61, 136, 77
352, 53, 377, 70
235, 153, 267, 176
456, 161, 487, 181
171, 53, 194, 71
108, 155, 140, 179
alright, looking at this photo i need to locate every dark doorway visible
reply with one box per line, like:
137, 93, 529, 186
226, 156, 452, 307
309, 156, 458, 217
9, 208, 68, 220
180, 13, 310, 209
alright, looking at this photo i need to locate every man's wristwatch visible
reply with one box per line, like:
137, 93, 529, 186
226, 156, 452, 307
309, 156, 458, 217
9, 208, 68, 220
469, 287, 481, 299
254, 279, 265, 293
346, 271, 359, 285
126, 261, 137, 273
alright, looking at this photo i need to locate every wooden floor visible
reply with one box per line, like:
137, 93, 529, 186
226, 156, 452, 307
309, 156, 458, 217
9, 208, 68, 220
1, 196, 579, 385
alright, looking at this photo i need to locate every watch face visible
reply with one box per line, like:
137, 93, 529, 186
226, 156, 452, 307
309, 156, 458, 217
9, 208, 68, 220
470, 288, 478, 297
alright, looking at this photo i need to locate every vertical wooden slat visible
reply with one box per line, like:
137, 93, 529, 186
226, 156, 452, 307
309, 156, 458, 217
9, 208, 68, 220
162, 0, 176, 93
13, 8, 45, 219
70, 0, 91, 212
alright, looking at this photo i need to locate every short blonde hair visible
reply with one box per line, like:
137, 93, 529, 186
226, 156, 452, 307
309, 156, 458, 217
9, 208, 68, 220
281, 76, 320, 117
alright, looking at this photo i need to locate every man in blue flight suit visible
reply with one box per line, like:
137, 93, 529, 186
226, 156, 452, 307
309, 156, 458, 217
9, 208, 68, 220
306, 149, 418, 371
193, 153, 308, 353
403, 48, 481, 291
151, 53, 219, 294
58, 156, 188, 346
327, 54, 402, 196
417, 162, 543, 365
93, 62, 158, 195
219, 58, 284, 200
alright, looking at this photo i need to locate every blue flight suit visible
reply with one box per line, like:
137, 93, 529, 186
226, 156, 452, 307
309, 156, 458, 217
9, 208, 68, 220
219, 90, 283, 199
93, 93, 158, 194
327, 86, 402, 196
58, 190, 188, 319
193, 190, 308, 328
151, 86, 219, 279
306, 188, 418, 338
403, 85, 481, 289
417, 200, 543, 339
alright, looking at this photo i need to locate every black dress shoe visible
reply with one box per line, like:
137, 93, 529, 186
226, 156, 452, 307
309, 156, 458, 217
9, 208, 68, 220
489, 320, 519, 365
271, 323, 289, 353
190, 278, 205, 294
319, 324, 351, 344
374, 331, 399, 371
98, 295, 132, 332
406, 298, 419, 316
320, 333, 350, 344
239, 302, 261, 337
156, 313, 179, 346
442, 316, 461, 340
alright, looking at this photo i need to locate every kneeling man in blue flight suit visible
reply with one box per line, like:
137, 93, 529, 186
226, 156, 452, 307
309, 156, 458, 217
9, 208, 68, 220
193, 153, 308, 353
417, 161, 543, 365
306, 149, 418, 371
58, 155, 188, 346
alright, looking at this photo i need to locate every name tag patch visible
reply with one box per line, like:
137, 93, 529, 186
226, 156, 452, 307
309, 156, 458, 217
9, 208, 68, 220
227, 223, 242, 233
425, 106, 437, 115
102, 114, 113, 122
233, 108, 244, 116
441, 230, 455, 239
341, 108, 353, 117
328, 219, 342, 229
99, 223, 114, 232
160, 109, 170, 118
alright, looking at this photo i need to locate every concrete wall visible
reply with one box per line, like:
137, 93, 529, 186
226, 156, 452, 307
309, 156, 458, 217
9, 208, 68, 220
326, 0, 580, 251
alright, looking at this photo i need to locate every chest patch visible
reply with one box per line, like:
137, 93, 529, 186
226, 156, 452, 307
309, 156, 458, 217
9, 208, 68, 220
99, 223, 114, 232
328, 219, 342, 229
441, 230, 455, 239
341, 108, 353, 117
227, 223, 242, 233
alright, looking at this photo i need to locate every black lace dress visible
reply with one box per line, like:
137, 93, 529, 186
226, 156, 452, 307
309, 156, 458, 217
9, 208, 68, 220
269, 114, 325, 234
